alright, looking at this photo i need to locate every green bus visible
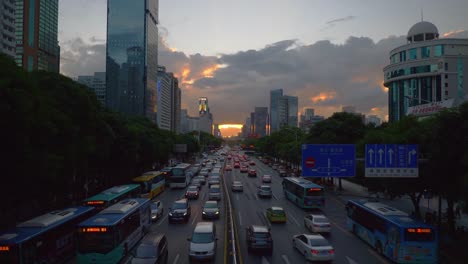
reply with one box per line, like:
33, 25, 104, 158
282, 177, 325, 209
83, 184, 141, 210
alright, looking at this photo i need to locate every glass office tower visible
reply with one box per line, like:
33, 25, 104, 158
106, 0, 158, 121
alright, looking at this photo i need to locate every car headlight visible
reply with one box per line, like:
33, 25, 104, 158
151, 214, 157, 219
168, 212, 173, 216
215, 211, 219, 214
202, 211, 206, 214
183, 212, 187, 216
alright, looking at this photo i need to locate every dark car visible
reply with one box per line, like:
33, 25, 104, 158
168, 199, 191, 223
246, 225, 273, 254
131, 233, 168, 264
202, 200, 220, 219
185, 186, 199, 200
248, 169, 257, 177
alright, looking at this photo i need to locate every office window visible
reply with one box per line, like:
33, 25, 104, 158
409, 48, 417, 60
421, 47, 430, 58
434, 45, 444, 57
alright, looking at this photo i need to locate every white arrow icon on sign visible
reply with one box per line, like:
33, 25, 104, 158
388, 148, 394, 165
378, 148, 384, 164
408, 149, 417, 164
368, 148, 374, 164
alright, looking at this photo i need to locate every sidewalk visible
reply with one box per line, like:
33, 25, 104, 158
331, 179, 468, 229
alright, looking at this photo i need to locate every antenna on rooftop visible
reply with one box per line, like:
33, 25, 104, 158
421, 8, 424, 21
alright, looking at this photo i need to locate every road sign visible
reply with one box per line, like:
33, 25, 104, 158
302, 144, 356, 177
365, 144, 418, 177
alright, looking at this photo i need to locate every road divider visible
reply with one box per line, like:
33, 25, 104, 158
222, 166, 239, 264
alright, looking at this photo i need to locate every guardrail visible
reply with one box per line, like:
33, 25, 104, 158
222, 161, 238, 264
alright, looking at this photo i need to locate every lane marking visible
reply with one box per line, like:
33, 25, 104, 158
346, 256, 359, 264
156, 215, 167, 226
238, 211, 242, 226
201, 193, 205, 200
191, 212, 198, 226
272, 193, 278, 200
172, 253, 179, 264
236, 194, 239, 201
261, 256, 271, 264
367, 248, 390, 264
289, 213, 300, 227
281, 254, 291, 264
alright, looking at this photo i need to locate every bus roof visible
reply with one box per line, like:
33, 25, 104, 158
173, 163, 191, 169
84, 184, 140, 202
133, 172, 161, 182
283, 177, 323, 189
78, 198, 149, 227
0, 206, 94, 244
349, 200, 434, 228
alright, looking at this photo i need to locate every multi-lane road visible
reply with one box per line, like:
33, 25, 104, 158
137, 154, 391, 264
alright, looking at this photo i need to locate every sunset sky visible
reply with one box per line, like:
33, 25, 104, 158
59, 0, 468, 133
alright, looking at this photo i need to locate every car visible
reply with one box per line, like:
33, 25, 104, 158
208, 184, 222, 200
185, 186, 199, 199
131, 233, 168, 264
150, 200, 164, 221
231, 181, 243, 192
257, 185, 272, 198
304, 214, 331, 233
262, 174, 272, 183
199, 168, 209, 177
208, 176, 220, 187
272, 164, 279, 170
190, 179, 202, 188
169, 199, 191, 223
234, 162, 240, 168
225, 165, 232, 171
202, 200, 220, 219
247, 169, 257, 177
292, 234, 335, 262
188, 222, 218, 261
246, 225, 273, 254
266, 207, 287, 223
279, 169, 287, 177
249, 160, 256, 166
194, 175, 206, 185
240, 166, 248, 173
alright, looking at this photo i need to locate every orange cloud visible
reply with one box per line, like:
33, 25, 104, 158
202, 64, 222, 78
310, 91, 336, 103
442, 29, 465, 38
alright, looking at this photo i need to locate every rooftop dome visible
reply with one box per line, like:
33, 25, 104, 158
407, 21, 439, 42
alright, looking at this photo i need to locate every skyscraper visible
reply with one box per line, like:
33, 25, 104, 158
278, 95, 298, 128
15, 0, 60, 72
198, 97, 213, 134
77, 72, 106, 105
269, 89, 283, 133
157, 66, 173, 130
106, 0, 158, 122
254, 107, 268, 137
0, 0, 15, 57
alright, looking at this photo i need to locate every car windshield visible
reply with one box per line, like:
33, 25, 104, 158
204, 202, 217, 208
187, 186, 197, 191
273, 210, 285, 215
310, 238, 329, 247
172, 202, 186, 209
135, 244, 158, 258
150, 203, 158, 209
314, 217, 328, 223
261, 186, 271, 191
210, 187, 220, 193
191, 232, 214, 243
253, 232, 269, 239
233, 182, 242, 185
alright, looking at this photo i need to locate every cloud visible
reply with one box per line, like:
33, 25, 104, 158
442, 29, 468, 38
60, 29, 408, 123
326, 15, 356, 25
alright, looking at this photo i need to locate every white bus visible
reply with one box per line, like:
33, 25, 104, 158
169, 163, 192, 188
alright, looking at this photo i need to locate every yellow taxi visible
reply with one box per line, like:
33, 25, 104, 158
266, 206, 287, 223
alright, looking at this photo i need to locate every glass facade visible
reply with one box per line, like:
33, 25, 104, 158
409, 48, 417, 60
421, 46, 430, 58
106, 0, 158, 119
434, 45, 444, 57
269, 89, 283, 133
458, 58, 463, 98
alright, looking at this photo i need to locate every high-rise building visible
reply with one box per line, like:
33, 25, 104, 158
366, 115, 382, 126
384, 21, 468, 122
15, 0, 60, 72
0, 0, 15, 57
278, 95, 298, 128
180, 109, 189, 134
269, 89, 283, 133
77, 72, 106, 105
172, 78, 181, 134
254, 107, 268, 137
198, 97, 213, 134
213, 124, 221, 138
106, 0, 158, 122
157, 66, 172, 130
304, 108, 315, 120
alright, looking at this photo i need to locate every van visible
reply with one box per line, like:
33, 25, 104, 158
131, 233, 168, 264
208, 185, 222, 200
188, 222, 217, 261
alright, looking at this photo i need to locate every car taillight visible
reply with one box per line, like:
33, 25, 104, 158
311, 249, 319, 255
328, 249, 334, 254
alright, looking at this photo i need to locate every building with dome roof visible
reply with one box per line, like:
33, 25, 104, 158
383, 21, 468, 122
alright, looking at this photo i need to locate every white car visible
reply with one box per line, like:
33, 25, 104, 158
292, 234, 334, 262
262, 174, 272, 183
231, 181, 243, 192
150, 200, 164, 221
304, 214, 331, 233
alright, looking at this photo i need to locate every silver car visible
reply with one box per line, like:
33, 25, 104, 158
208, 185, 222, 200
292, 234, 334, 262
304, 214, 331, 233
257, 185, 272, 198
231, 181, 243, 192
150, 200, 164, 221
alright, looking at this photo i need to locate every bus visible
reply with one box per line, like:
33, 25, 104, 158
77, 198, 151, 264
282, 177, 325, 209
133, 171, 166, 199
0, 206, 95, 264
346, 200, 438, 264
83, 184, 141, 210
169, 163, 192, 188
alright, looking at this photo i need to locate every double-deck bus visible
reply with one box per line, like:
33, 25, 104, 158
346, 200, 438, 264
0, 206, 94, 264
77, 198, 151, 263
82, 184, 141, 210
133, 171, 166, 199
282, 177, 325, 209
169, 163, 192, 188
